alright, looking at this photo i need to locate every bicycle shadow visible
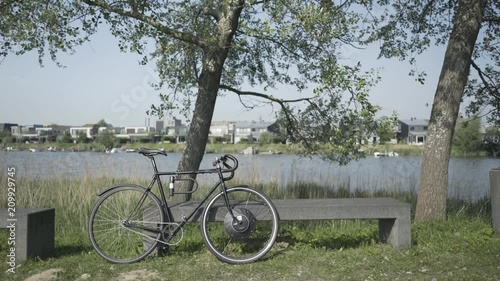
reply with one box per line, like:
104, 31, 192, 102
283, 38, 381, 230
261, 234, 378, 261
54, 244, 92, 258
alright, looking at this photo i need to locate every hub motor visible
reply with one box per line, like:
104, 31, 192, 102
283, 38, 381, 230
224, 208, 256, 240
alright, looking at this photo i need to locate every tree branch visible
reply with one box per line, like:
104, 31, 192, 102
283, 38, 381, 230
420, 0, 438, 18
82, 0, 204, 47
219, 84, 315, 104
471, 60, 500, 100
483, 17, 500, 23
237, 29, 307, 60
202, 6, 221, 21
249, 0, 268, 5
220, 84, 337, 130
220, 84, 325, 148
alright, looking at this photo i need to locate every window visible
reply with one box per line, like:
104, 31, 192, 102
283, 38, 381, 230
423, 126, 428, 131
410, 126, 415, 131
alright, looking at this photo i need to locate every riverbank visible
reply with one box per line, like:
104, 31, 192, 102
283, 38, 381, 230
1, 142, 490, 157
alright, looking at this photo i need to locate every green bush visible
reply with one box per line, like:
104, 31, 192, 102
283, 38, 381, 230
162, 136, 177, 143
238, 138, 249, 144
116, 137, 129, 144
213, 136, 230, 144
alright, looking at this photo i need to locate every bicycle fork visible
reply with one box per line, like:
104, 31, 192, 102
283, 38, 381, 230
217, 170, 244, 227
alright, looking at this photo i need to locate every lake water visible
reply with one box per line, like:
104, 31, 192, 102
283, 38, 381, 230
1, 151, 498, 201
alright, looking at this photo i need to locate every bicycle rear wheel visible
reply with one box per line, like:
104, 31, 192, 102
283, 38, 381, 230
201, 186, 279, 264
88, 185, 164, 263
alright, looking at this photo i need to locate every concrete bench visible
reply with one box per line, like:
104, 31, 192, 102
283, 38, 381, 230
0, 208, 55, 261
170, 198, 411, 249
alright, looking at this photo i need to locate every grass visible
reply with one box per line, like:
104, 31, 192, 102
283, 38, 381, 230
0, 176, 498, 280
1, 217, 499, 280
0, 176, 491, 233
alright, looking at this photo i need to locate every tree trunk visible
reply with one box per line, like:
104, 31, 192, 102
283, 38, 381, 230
414, 0, 487, 222
173, 3, 243, 202
173, 57, 223, 202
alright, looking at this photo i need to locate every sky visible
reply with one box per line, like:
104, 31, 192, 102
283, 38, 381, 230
0, 28, 446, 128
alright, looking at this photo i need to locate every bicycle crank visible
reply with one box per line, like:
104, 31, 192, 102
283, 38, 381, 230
159, 222, 183, 246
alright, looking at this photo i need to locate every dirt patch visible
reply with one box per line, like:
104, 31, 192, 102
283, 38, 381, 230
24, 268, 63, 281
114, 269, 161, 281
22, 268, 160, 281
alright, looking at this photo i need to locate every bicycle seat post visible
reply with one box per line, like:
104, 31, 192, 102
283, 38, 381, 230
148, 156, 160, 176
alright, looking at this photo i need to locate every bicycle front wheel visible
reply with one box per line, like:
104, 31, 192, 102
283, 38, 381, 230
88, 185, 164, 263
201, 186, 279, 264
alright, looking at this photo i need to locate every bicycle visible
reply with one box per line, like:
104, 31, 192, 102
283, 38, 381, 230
88, 147, 279, 264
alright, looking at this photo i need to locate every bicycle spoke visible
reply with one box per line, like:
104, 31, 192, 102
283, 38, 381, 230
88, 186, 164, 263
201, 187, 278, 264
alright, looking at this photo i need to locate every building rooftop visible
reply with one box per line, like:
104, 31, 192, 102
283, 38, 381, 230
234, 121, 275, 129
400, 119, 429, 126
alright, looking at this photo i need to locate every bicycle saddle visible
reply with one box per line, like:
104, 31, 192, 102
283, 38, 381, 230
138, 147, 168, 157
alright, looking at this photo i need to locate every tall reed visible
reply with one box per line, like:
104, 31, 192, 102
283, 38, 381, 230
1, 172, 490, 237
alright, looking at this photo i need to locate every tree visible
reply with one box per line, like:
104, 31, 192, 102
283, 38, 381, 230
61, 131, 73, 144
1, 1, 388, 201
371, 0, 496, 221
97, 119, 110, 128
96, 129, 116, 149
376, 115, 398, 144
258, 131, 275, 145
482, 126, 500, 157
77, 131, 90, 143
452, 116, 482, 155
90, 124, 100, 137
0, 130, 13, 145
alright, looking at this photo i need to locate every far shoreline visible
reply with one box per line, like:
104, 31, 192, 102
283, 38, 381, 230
1, 142, 493, 158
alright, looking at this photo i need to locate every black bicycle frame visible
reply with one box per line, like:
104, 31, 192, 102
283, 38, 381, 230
132, 155, 235, 242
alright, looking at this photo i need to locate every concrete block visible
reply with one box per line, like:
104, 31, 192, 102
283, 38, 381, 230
1, 208, 55, 261
491, 168, 500, 234
169, 197, 411, 249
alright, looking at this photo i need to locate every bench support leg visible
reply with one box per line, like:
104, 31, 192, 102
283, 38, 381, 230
379, 216, 411, 250
17, 209, 55, 261
378, 218, 394, 244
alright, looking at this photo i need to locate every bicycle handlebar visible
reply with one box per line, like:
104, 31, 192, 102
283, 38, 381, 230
213, 154, 238, 172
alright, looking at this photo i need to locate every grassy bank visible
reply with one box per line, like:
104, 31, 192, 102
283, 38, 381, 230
0, 177, 498, 280
1, 217, 499, 281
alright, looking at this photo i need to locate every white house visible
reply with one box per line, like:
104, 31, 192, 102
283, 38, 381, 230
209, 121, 235, 143
70, 127, 94, 139
398, 119, 429, 144
233, 121, 276, 143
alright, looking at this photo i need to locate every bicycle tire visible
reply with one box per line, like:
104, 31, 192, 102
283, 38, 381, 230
88, 185, 164, 263
200, 186, 279, 264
